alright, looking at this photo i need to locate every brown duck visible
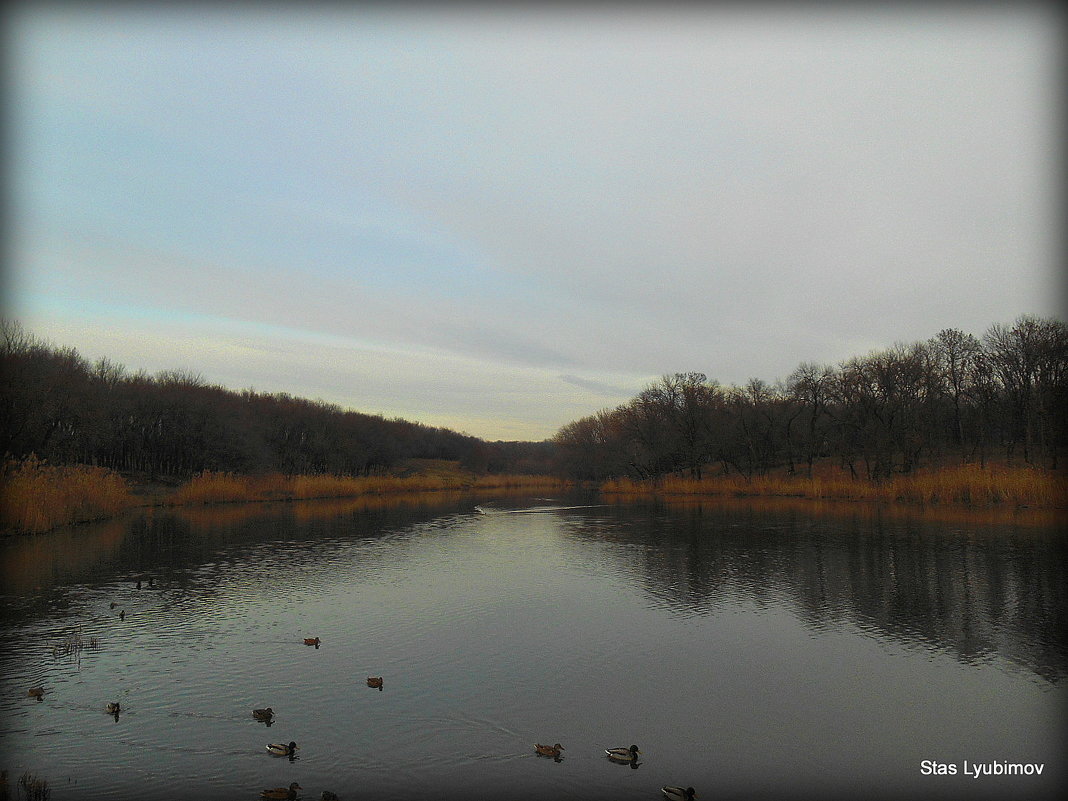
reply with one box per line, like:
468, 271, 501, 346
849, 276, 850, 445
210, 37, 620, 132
261, 782, 302, 799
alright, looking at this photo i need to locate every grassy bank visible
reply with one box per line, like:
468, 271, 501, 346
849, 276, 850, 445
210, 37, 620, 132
0, 458, 569, 533
0, 457, 135, 534
602, 463, 1067, 509
164, 467, 568, 505
6, 457, 1063, 535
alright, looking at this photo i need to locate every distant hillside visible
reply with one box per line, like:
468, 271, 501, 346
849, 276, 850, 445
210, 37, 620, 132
0, 321, 553, 479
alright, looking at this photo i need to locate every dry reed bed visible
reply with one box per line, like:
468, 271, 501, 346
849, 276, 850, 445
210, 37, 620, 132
0, 457, 133, 534
602, 464, 1066, 509
165, 470, 569, 506
0, 460, 571, 533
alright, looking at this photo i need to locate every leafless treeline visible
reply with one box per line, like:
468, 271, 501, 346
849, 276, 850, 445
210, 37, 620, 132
0, 321, 541, 479
553, 315, 1068, 481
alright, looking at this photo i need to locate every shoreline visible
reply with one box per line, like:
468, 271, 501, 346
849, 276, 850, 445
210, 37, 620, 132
2, 458, 1065, 536
0, 459, 572, 535
600, 462, 1066, 509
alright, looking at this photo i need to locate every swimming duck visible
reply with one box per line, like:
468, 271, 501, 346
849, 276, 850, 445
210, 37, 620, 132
267, 741, 299, 756
303, 637, 320, 646
366, 676, 383, 689
27, 687, 45, 699
260, 782, 301, 799
534, 743, 565, 758
106, 702, 121, 714
661, 787, 696, 801
321, 792, 339, 801
606, 744, 641, 761
253, 707, 274, 720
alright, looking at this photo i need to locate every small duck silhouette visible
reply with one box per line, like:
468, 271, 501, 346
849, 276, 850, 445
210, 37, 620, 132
662, 787, 697, 801
366, 676, 383, 690
260, 782, 301, 800
27, 687, 45, 699
534, 743, 565, 759
253, 707, 274, 721
303, 637, 320, 648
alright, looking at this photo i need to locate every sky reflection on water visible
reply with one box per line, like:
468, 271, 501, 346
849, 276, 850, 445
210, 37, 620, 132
1, 494, 1065, 801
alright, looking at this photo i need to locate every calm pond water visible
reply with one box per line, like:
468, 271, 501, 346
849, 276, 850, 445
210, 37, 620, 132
1, 492, 1065, 801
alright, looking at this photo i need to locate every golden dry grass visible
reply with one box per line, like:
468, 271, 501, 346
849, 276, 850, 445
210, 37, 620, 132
0, 454, 572, 534
469, 474, 569, 491
164, 469, 571, 506
0, 457, 134, 534
602, 463, 1067, 509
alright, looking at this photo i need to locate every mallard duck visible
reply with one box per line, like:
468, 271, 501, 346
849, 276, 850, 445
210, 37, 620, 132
303, 637, 320, 646
534, 743, 564, 757
606, 744, 641, 761
252, 707, 274, 720
27, 687, 45, 699
662, 787, 696, 801
106, 702, 121, 714
321, 792, 339, 801
366, 676, 383, 689
267, 741, 299, 756
260, 782, 301, 799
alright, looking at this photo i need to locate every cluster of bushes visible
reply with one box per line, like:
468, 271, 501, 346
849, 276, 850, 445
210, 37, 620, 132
0, 456, 133, 533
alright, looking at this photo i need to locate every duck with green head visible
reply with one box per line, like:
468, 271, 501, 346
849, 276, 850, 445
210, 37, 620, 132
662, 787, 696, 801
606, 744, 641, 762
267, 741, 299, 757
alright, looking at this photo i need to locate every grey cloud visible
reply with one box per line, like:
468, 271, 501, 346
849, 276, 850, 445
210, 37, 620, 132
559, 374, 635, 398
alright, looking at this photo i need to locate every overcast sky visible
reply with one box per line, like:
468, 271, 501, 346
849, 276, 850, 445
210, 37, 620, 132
5, 4, 1063, 441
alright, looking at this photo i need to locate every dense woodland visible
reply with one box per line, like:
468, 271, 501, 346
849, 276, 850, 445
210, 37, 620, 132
3, 316, 1065, 487
0, 321, 552, 479
553, 315, 1068, 482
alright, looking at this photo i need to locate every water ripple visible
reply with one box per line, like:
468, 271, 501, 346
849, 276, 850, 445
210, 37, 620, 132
1, 498, 1064, 801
